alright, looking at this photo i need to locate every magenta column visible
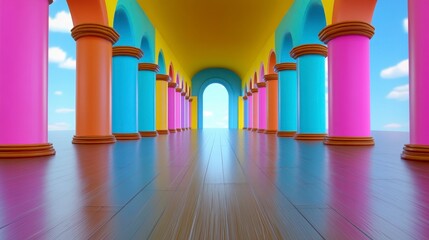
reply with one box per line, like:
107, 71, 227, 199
252, 88, 259, 132
402, 0, 429, 160
181, 91, 186, 131
168, 82, 177, 133
257, 82, 267, 133
319, 21, 375, 146
0, 0, 55, 158
175, 86, 182, 132
247, 91, 253, 131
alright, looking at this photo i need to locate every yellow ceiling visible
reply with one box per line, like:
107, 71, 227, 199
137, 0, 294, 79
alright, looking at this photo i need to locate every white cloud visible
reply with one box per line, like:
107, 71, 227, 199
49, 47, 76, 70
203, 110, 213, 117
48, 47, 67, 63
54, 91, 63, 95
48, 122, 71, 131
56, 108, 75, 113
59, 58, 76, 69
384, 123, 402, 129
380, 59, 409, 79
403, 18, 408, 33
49, 11, 73, 33
386, 84, 409, 101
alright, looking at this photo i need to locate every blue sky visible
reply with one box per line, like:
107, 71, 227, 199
203, 84, 229, 128
47, 0, 409, 131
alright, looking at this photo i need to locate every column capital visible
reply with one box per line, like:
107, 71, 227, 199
189, 98, 194, 102
319, 21, 375, 44
112, 46, 143, 59
168, 82, 177, 88
290, 44, 327, 59
71, 23, 119, 44
264, 73, 278, 81
176, 87, 183, 93
247, 91, 252, 96
251, 88, 258, 93
156, 74, 170, 81
243, 95, 248, 100
138, 63, 159, 72
256, 82, 266, 88
49, 0, 54, 4
185, 96, 190, 100
274, 63, 296, 72
181, 92, 186, 96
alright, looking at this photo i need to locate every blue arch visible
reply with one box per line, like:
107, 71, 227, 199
192, 68, 241, 129
140, 36, 153, 63
301, 2, 326, 44
280, 32, 294, 62
157, 50, 166, 74
113, 7, 134, 46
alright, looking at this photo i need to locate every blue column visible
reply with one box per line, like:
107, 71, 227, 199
138, 63, 159, 137
112, 46, 142, 140
290, 44, 327, 140
275, 63, 297, 137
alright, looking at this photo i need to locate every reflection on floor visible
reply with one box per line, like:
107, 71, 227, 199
0, 130, 428, 239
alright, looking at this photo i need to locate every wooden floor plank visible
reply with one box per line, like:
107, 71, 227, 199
0, 130, 428, 239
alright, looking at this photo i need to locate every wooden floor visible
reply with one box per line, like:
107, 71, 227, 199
1, 130, 429, 239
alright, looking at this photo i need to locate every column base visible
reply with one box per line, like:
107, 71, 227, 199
265, 130, 277, 134
247, 128, 253, 131
252, 129, 258, 132
277, 131, 296, 137
324, 136, 374, 146
402, 144, 429, 161
295, 133, 326, 141
0, 143, 55, 158
176, 128, 182, 132
243, 127, 247, 130
139, 131, 158, 137
73, 135, 116, 144
157, 130, 169, 135
182, 128, 186, 131
169, 129, 177, 133
113, 133, 141, 140
257, 129, 265, 133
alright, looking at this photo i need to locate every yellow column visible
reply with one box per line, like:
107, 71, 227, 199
191, 97, 198, 129
238, 97, 244, 129
156, 74, 169, 134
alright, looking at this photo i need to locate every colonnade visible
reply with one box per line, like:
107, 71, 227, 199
0, 0, 193, 158
241, 0, 429, 161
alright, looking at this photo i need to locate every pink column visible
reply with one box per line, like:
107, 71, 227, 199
168, 82, 177, 133
257, 82, 267, 133
402, 0, 429, 161
181, 91, 186, 131
247, 92, 253, 131
175, 87, 182, 132
0, 0, 55, 158
251, 88, 259, 132
319, 21, 375, 146
184, 96, 188, 130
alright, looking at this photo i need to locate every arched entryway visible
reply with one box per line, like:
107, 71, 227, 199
203, 83, 229, 128
192, 68, 241, 129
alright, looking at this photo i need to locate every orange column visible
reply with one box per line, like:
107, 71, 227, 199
264, 73, 278, 134
71, 24, 119, 144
